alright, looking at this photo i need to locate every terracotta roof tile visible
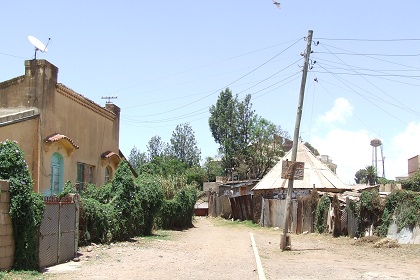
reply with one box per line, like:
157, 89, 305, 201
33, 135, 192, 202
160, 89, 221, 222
101, 151, 120, 159
45, 133, 79, 149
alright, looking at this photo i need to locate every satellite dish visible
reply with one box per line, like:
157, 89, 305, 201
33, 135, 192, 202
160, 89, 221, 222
28, 35, 50, 59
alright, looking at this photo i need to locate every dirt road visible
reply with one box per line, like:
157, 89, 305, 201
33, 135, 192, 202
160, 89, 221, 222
44, 217, 420, 280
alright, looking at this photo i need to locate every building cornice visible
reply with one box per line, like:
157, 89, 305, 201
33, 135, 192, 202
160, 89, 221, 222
0, 75, 25, 90
56, 84, 116, 121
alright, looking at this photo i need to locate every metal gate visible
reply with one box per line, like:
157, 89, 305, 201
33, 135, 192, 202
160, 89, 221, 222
39, 196, 79, 268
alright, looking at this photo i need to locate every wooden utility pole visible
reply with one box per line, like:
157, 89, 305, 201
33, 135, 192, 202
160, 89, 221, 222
280, 30, 313, 251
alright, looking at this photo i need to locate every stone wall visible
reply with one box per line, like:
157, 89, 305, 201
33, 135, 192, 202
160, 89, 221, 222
0, 180, 13, 270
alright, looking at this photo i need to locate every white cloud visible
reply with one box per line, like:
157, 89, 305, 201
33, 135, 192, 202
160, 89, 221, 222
308, 98, 420, 184
310, 122, 420, 184
311, 129, 372, 185
387, 122, 420, 178
318, 98, 353, 126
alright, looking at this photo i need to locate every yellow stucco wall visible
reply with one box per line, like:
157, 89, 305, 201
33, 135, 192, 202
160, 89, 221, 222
38, 86, 120, 193
0, 60, 121, 195
0, 118, 40, 191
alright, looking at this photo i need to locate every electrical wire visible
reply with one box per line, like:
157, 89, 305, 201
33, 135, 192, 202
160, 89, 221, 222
315, 51, 420, 57
105, 38, 303, 96
317, 43, 420, 116
314, 38, 420, 42
317, 43, 420, 71
122, 38, 303, 119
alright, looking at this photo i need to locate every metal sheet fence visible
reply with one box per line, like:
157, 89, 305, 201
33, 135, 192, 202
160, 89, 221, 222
259, 198, 313, 233
229, 195, 253, 221
209, 193, 358, 237
208, 194, 232, 219
39, 196, 79, 268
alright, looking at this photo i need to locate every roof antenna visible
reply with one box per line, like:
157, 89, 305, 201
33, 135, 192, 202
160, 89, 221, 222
28, 36, 50, 60
101, 96, 118, 104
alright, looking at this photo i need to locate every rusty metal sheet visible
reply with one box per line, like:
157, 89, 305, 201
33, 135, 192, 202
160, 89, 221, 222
281, 160, 305, 180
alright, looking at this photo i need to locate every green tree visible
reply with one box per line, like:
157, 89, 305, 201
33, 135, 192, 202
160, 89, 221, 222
247, 116, 285, 178
169, 123, 201, 167
209, 88, 254, 171
354, 166, 378, 185
139, 155, 187, 177
304, 142, 320, 156
203, 156, 224, 182
185, 165, 206, 189
147, 136, 166, 160
354, 169, 368, 184
236, 94, 255, 157
365, 165, 378, 185
128, 146, 148, 171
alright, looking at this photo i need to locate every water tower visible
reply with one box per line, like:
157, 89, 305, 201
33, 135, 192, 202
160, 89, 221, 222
370, 138, 385, 178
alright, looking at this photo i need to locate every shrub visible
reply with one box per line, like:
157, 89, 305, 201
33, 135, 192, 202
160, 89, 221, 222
0, 140, 45, 270
159, 185, 197, 229
136, 175, 164, 235
359, 190, 384, 235
400, 171, 420, 192
110, 160, 141, 240
315, 195, 330, 233
80, 197, 117, 244
377, 190, 420, 236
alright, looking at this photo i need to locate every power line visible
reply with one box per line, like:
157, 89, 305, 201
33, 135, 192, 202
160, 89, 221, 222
315, 51, 420, 57
316, 63, 410, 125
318, 42, 420, 70
122, 38, 303, 119
314, 38, 420, 42
0, 51, 28, 59
104, 38, 303, 96
317, 43, 420, 117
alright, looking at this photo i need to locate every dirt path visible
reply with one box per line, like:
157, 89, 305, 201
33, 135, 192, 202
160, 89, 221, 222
44, 217, 420, 280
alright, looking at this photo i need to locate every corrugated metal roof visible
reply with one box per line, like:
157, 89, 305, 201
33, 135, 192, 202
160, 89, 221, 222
252, 142, 349, 191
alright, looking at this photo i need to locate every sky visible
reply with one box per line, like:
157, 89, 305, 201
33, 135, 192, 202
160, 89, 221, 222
1, 1, 420, 184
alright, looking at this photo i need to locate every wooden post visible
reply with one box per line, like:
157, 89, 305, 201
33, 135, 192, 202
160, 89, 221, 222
280, 30, 313, 251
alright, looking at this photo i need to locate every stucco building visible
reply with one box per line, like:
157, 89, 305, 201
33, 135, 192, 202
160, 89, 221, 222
0, 59, 122, 195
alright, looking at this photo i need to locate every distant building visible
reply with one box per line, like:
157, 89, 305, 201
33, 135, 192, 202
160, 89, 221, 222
318, 155, 337, 174
408, 155, 420, 178
0, 59, 128, 195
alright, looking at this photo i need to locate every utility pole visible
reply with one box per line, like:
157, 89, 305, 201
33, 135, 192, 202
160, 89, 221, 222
280, 30, 313, 251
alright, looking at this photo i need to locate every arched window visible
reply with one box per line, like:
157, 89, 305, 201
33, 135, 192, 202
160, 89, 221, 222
50, 153, 64, 195
105, 166, 112, 183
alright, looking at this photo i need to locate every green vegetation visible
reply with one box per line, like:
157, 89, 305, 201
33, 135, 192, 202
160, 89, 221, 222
208, 88, 289, 179
80, 160, 165, 244
354, 165, 378, 185
213, 217, 260, 229
315, 194, 330, 233
400, 170, 420, 192
378, 190, 420, 236
345, 189, 419, 238
78, 156, 199, 245
332, 195, 341, 237
159, 185, 197, 230
0, 140, 45, 270
0, 270, 43, 280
